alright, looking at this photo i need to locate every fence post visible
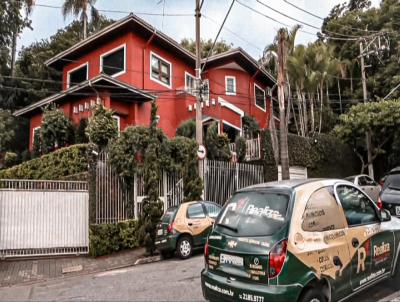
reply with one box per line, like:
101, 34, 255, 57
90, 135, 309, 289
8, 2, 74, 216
133, 174, 138, 220
88, 146, 97, 224
202, 159, 206, 200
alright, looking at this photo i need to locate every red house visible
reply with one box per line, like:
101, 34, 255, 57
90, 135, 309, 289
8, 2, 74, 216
14, 14, 276, 150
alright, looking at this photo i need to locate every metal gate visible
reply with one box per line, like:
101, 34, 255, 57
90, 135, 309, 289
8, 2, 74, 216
0, 179, 89, 258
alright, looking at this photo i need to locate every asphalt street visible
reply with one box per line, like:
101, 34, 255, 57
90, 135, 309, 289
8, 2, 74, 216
0, 253, 400, 302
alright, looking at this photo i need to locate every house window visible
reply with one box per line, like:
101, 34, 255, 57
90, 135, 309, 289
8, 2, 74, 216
79, 104, 84, 112
32, 126, 41, 143
73, 106, 78, 114
225, 76, 236, 95
113, 115, 121, 132
67, 63, 88, 88
100, 44, 126, 77
84, 102, 89, 110
202, 79, 210, 102
90, 99, 96, 108
255, 84, 266, 111
150, 52, 172, 87
185, 72, 196, 95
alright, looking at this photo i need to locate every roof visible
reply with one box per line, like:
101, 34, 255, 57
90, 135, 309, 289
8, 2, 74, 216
46, 13, 196, 69
13, 74, 155, 117
389, 167, 400, 174
202, 47, 276, 84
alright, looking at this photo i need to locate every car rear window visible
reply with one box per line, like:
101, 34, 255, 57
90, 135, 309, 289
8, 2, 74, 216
215, 191, 290, 237
161, 208, 177, 223
384, 174, 400, 190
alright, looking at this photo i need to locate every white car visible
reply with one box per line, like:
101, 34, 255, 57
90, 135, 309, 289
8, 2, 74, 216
345, 174, 381, 202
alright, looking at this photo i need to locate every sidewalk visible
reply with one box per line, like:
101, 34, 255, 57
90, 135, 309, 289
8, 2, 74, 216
0, 248, 145, 287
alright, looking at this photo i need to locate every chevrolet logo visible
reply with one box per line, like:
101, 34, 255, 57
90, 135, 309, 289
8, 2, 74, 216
227, 240, 237, 248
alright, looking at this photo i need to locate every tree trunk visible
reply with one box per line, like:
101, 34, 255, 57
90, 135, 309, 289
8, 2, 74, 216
309, 92, 315, 135
10, 29, 18, 77
83, 15, 87, 39
277, 30, 289, 180
302, 91, 308, 137
318, 83, 323, 134
296, 88, 305, 137
269, 100, 279, 165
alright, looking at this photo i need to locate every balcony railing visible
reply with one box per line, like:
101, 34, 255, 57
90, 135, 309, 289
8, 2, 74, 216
229, 135, 262, 161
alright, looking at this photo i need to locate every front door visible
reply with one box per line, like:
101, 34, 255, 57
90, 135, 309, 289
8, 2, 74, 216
335, 185, 394, 291
186, 203, 212, 246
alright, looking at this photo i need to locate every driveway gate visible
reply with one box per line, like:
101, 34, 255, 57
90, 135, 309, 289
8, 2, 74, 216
0, 179, 89, 258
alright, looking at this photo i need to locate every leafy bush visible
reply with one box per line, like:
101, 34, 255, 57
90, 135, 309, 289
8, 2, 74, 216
261, 130, 358, 180
3, 152, 18, 168
76, 118, 89, 144
205, 122, 231, 161
242, 115, 260, 139
0, 109, 15, 153
86, 105, 118, 149
89, 220, 140, 257
235, 136, 246, 162
41, 104, 75, 154
0, 144, 88, 179
176, 119, 196, 139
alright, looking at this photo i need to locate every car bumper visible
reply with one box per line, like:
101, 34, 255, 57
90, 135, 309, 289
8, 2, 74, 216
155, 234, 178, 251
201, 269, 302, 302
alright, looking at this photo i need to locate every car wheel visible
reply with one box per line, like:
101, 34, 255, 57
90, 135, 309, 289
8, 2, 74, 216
177, 235, 193, 259
161, 250, 174, 259
299, 287, 327, 302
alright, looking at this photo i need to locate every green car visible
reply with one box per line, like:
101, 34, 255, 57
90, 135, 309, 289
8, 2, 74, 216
155, 201, 221, 259
201, 179, 400, 302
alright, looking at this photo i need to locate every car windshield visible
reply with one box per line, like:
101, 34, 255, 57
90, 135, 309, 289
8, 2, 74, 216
161, 207, 177, 223
384, 174, 400, 190
215, 191, 290, 237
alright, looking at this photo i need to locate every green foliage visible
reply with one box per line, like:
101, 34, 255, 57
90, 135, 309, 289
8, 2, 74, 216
334, 100, 400, 171
176, 119, 196, 139
86, 105, 117, 149
262, 130, 358, 180
0, 144, 88, 180
242, 115, 260, 139
76, 118, 89, 144
0, 109, 15, 153
235, 136, 247, 162
138, 101, 163, 255
89, 220, 140, 257
205, 122, 231, 161
180, 38, 232, 58
40, 105, 74, 154
3, 152, 18, 168
32, 130, 41, 158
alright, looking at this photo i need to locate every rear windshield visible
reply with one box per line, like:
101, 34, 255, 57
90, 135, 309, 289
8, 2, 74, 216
161, 208, 177, 223
215, 191, 290, 237
384, 174, 400, 190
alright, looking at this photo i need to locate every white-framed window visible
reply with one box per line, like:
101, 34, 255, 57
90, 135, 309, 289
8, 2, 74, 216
67, 62, 88, 88
73, 106, 78, 114
79, 104, 84, 112
185, 71, 196, 95
112, 115, 121, 132
32, 126, 41, 143
150, 51, 172, 88
90, 99, 96, 108
254, 83, 266, 111
225, 76, 236, 95
84, 102, 90, 110
100, 44, 126, 77
202, 79, 210, 102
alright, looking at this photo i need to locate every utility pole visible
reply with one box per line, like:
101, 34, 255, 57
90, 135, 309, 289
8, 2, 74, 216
277, 29, 290, 180
195, 0, 203, 179
359, 41, 374, 179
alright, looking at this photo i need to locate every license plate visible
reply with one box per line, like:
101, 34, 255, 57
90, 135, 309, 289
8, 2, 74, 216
396, 206, 400, 216
157, 229, 163, 236
220, 253, 244, 267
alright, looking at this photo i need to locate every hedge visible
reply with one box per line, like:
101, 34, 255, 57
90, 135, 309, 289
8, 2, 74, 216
89, 220, 140, 257
261, 131, 359, 181
0, 144, 89, 180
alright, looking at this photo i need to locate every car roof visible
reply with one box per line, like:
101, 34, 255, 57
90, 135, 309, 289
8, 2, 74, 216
237, 178, 351, 192
389, 167, 400, 174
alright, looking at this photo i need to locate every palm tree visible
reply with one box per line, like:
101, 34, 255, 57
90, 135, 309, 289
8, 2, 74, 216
62, 0, 100, 39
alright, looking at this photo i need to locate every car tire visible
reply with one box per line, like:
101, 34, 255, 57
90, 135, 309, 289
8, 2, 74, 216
299, 287, 327, 302
177, 235, 193, 259
161, 250, 174, 260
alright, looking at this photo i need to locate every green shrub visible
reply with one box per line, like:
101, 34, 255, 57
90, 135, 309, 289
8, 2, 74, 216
4, 152, 18, 168
235, 136, 246, 162
205, 122, 231, 161
0, 144, 89, 180
89, 220, 140, 257
86, 105, 118, 149
261, 130, 358, 180
176, 119, 196, 139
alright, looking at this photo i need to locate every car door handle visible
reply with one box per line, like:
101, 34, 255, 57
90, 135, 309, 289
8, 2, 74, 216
188, 222, 193, 226
352, 238, 359, 248
333, 256, 343, 268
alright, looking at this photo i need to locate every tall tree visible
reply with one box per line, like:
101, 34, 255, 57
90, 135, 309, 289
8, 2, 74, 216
62, 0, 100, 39
180, 38, 232, 58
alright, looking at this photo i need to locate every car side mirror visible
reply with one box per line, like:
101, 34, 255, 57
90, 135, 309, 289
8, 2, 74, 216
380, 209, 391, 222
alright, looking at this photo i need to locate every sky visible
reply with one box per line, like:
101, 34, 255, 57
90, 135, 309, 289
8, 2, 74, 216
19, 0, 381, 60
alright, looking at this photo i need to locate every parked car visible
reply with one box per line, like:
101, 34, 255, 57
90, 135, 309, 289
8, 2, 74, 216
345, 174, 381, 202
155, 201, 222, 259
201, 179, 400, 302
380, 167, 400, 217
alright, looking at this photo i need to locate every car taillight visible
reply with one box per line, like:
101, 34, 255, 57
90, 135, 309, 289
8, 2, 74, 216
377, 197, 383, 210
269, 239, 287, 279
167, 222, 175, 234
204, 241, 209, 260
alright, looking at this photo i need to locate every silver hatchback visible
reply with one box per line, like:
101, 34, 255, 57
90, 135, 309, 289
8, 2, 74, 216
345, 174, 381, 202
